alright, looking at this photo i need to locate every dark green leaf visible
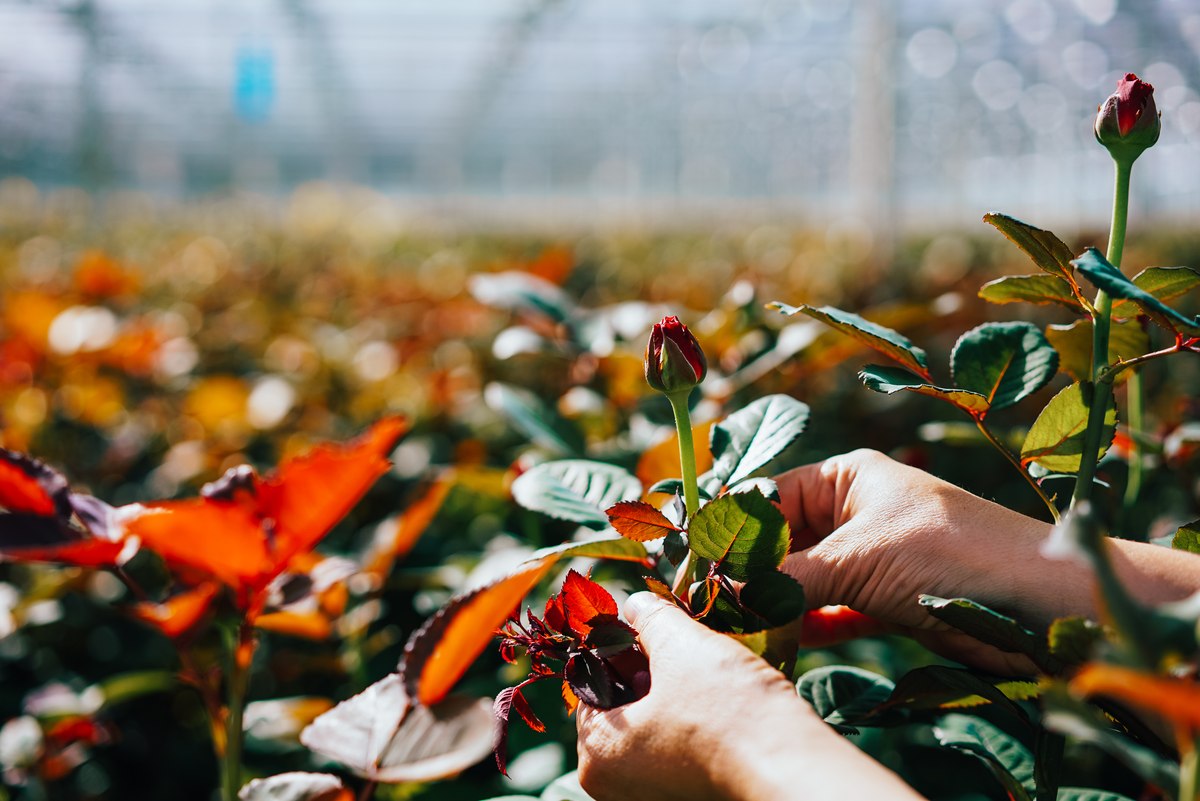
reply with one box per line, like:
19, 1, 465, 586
708, 394, 810, 487
1055, 790, 1135, 801
796, 665, 894, 734
983, 212, 1076, 281
1074, 249, 1200, 333
485, 383, 584, 456
883, 665, 1037, 720
646, 479, 712, 501
920, 595, 1056, 672
951, 322, 1059, 412
933, 713, 1036, 801
768, 303, 929, 376
686, 490, 790, 582
468, 271, 575, 324
979, 274, 1084, 311
739, 570, 805, 629
237, 773, 347, 801
1045, 319, 1149, 385
1021, 382, 1117, 473
1171, 519, 1200, 554
858, 365, 990, 416
1046, 617, 1103, 666
512, 461, 642, 529
1111, 265, 1200, 318
690, 579, 748, 633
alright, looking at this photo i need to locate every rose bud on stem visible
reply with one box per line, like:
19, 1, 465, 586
644, 315, 708, 594
1094, 73, 1161, 164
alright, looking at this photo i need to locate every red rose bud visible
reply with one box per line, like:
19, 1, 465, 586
645, 316, 707, 394
1094, 73, 1160, 160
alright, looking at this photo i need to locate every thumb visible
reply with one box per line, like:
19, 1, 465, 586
623, 592, 710, 660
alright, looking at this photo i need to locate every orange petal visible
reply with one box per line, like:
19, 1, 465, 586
123, 500, 270, 590
261, 416, 407, 569
255, 610, 333, 640
363, 474, 452, 579
132, 584, 219, 639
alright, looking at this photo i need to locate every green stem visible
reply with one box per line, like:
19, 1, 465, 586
666, 391, 700, 518
357, 780, 379, 801
221, 622, 255, 801
1071, 157, 1133, 511
666, 390, 703, 597
974, 418, 1060, 523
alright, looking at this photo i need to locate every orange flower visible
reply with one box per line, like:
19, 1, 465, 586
121, 416, 406, 612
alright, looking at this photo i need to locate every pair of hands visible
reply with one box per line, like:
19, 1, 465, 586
576, 448, 1200, 801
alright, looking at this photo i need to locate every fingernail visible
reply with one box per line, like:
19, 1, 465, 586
624, 592, 657, 627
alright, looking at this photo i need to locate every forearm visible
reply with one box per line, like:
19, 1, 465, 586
719, 712, 925, 801
954, 513, 1200, 627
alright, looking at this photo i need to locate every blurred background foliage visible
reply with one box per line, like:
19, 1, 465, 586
3, 1, 1200, 799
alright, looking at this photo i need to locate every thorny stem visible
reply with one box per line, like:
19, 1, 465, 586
1071, 157, 1133, 512
974, 418, 1060, 523
1098, 340, 1199, 383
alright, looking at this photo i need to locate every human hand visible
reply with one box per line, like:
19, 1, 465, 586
576, 592, 921, 801
777, 449, 1054, 673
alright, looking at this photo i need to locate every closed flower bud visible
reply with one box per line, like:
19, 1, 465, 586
645, 316, 707, 394
1094, 73, 1160, 161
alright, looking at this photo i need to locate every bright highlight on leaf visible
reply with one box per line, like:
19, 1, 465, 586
983, 212, 1078, 283
605, 500, 679, 542
768, 303, 930, 378
1021, 383, 1117, 473
950, 322, 1058, 413
858, 365, 990, 416
686, 489, 790, 582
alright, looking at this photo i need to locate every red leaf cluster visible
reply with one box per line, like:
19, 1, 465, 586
491, 570, 649, 774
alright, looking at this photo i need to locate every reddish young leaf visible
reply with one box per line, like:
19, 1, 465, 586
642, 576, 691, 611
543, 592, 569, 633
559, 569, 618, 636
0, 449, 68, 516
492, 683, 544, 775
564, 651, 616, 709
605, 500, 680, 542
561, 681, 580, 716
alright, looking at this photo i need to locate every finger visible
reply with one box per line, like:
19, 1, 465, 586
799, 606, 887, 647
622, 592, 719, 664
776, 461, 836, 548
